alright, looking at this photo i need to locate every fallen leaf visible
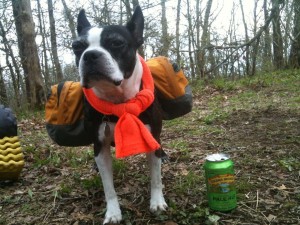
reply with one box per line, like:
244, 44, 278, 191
267, 214, 276, 222
277, 184, 287, 190
165, 221, 178, 225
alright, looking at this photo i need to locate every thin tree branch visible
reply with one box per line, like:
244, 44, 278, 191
201, 2, 281, 51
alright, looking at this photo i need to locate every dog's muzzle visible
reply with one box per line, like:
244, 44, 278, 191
81, 50, 123, 86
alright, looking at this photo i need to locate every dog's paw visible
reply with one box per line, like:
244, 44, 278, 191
103, 210, 122, 224
103, 201, 122, 224
150, 196, 168, 212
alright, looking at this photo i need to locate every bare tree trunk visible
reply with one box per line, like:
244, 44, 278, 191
208, 48, 216, 77
5, 56, 19, 106
47, 0, 64, 83
37, 0, 50, 91
122, 0, 139, 19
103, 0, 111, 24
0, 65, 8, 106
289, 0, 300, 68
123, 0, 132, 20
228, 3, 236, 77
61, 0, 76, 40
283, 0, 292, 65
263, 0, 272, 71
198, 0, 213, 78
160, 0, 169, 56
12, 0, 45, 109
272, 0, 284, 69
0, 20, 21, 107
251, 0, 259, 76
240, 0, 250, 75
196, 0, 201, 51
175, 0, 181, 65
195, 0, 201, 76
186, 0, 195, 79
119, 0, 123, 25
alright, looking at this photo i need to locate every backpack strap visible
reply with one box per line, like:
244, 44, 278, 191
57, 81, 65, 106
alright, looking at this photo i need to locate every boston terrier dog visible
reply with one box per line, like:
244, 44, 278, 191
72, 6, 167, 224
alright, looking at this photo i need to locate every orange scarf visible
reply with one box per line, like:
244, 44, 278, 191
82, 56, 160, 158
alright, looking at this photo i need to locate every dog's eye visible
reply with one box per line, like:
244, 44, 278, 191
72, 41, 87, 52
111, 40, 125, 48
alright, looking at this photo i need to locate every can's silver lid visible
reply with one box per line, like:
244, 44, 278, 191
206, 153, 229, 161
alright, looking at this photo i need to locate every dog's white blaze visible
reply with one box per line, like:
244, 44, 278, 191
87, 27, 103, 47
90, 53, 143, 103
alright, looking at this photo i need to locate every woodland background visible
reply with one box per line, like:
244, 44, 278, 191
0, 0, 300, 110
1, 1, 300, 224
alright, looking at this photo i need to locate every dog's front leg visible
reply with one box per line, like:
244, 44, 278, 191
147, 151, 168, 212
94, 132, 122, 224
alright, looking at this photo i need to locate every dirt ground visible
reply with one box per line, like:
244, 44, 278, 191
1, 76, 299, 225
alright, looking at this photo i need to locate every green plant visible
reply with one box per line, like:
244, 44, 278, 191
81, 175, 102, 189
112, 158, 127, 175
191, 79, 205, 93
167, 138, 189, 150
60, 183, 72, 195
212, 78, 236, 91
279, 158, 300, 171
202, 110, 229, 125
68, 148, 94, 168
20, 203, 34, 213
174, 171, 203, 194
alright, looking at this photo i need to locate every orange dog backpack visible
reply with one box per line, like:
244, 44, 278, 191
45, 57, 192, 146
45, 81, 93, 146
147, 56, 192, 120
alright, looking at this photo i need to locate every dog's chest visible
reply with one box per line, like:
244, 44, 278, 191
97, 120, 151, 145
92, 85, 126, 103
92, 80, 141, 104
98, 121, 116, 144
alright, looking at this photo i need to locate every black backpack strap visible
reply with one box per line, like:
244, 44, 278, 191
57, 81, 65, 106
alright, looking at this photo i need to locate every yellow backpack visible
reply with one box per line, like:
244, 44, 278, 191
45, 57, 192, 146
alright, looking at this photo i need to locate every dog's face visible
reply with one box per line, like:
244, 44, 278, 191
72, 6, 144, 88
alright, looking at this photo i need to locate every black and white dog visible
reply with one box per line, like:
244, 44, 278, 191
72, 6, 167, 224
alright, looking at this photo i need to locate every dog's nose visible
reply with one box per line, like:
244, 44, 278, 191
83, 50, 103, 63
113, 80, 122, 86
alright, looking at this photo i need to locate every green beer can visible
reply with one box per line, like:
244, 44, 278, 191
204, 153, 237, 211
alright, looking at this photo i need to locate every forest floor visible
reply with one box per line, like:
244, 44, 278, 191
1, 70, 300, 225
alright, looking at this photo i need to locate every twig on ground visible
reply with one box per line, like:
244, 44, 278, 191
255, 190, 259, 210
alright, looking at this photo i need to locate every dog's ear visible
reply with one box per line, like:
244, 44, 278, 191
77, 9, 91, 34
126, 5, 144, 47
